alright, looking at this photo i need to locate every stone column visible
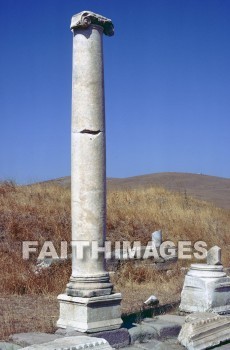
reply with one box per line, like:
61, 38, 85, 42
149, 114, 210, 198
57, 11, 122, 333
66, 11, 113, 298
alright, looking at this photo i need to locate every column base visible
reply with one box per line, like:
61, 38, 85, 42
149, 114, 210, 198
57, 293, 123, 333
66, 274, 113, 297
179, 264, 230, 314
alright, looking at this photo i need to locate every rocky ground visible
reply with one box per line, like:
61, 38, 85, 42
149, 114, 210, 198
1, 314, 229, 350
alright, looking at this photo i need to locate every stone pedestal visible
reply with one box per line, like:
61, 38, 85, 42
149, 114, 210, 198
57, 293, 122, 333
57, 11, 122, 333
179, 264, 230, 314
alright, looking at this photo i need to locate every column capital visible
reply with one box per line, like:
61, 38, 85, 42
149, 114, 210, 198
70, 11, 114, 36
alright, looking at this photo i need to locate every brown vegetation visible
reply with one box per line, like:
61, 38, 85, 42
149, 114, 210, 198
48, 172, 230, 209
0, 180, 229, 339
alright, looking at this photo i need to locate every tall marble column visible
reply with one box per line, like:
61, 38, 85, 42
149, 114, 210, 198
57, 11, 122, 333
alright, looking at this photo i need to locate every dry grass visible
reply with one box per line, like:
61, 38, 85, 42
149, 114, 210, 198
111, 261, 185, 315
0, 180, 229, 339
107, 187, 230, 265
0, 181, 71, 296
0, 295, 58, 340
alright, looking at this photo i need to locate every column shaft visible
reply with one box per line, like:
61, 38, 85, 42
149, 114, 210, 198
66, 25, 112, 297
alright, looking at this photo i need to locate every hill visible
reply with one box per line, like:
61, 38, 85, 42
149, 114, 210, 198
43, 172, 230, 209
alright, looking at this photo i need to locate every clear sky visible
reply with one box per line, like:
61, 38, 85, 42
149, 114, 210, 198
0, 0, 230, 184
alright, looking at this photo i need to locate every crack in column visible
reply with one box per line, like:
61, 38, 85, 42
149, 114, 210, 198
80, 129, 102, 135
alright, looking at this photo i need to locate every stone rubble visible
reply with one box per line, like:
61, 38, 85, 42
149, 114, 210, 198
152, 230, 162, 248
144, 295, 159, 306
0, 342, 22, 350
9, 333, 62, 348
207, 246, 222, 265
178, 312, 230, 350
7, 314, 230, 349
19, 336, 113, 350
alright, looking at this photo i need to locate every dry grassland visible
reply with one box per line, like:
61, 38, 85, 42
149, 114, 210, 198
0, 181, 229, 339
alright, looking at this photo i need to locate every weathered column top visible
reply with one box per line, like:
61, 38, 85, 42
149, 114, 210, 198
71, 11, 114, 36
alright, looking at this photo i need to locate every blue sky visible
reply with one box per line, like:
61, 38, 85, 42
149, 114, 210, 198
0, 0, 230, 184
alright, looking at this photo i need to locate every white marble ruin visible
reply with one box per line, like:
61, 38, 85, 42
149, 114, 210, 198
178, 312, 230, 350
152, 230, 162, 248
22, 336, 113, 350
144, 295, 159, 305
207, 245, 221, 265
179, 246, 230, 314
57, 11, 122, 333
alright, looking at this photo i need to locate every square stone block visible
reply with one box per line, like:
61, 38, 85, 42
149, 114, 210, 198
57, 293, 122, 333
179, 264, 230, 314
